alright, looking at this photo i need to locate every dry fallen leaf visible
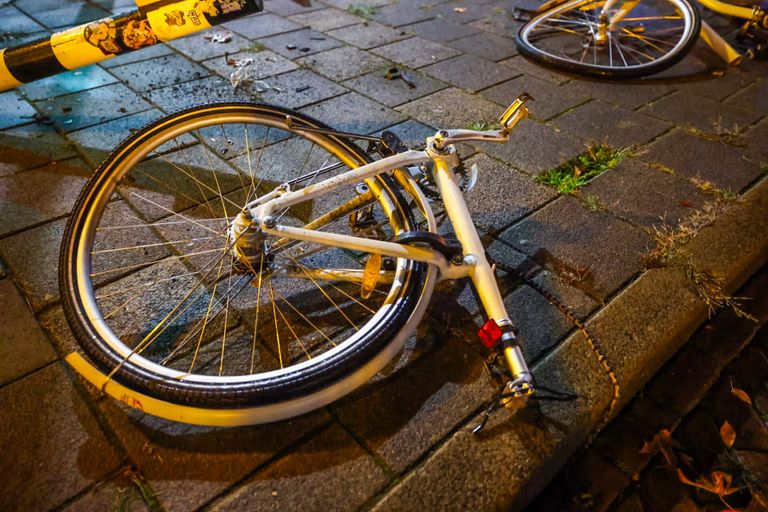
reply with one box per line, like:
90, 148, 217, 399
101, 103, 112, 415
720, 420, 736, 448
730, 384, 753, 406
454, 7, 467, 13
640, 429, 680, 467
677, 468, 740, 497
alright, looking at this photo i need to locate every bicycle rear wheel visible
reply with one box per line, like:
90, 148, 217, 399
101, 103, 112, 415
515, 0, 701, 78
60, 102, 435, 424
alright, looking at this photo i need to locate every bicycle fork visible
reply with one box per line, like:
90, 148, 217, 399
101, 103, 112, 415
429, 150, 535, 406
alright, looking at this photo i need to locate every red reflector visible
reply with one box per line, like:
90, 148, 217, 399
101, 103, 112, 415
478, 319, 503, 349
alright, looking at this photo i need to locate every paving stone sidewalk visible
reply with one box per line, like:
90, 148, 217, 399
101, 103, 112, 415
528, 265, 768, 512
1, 0, 767, 510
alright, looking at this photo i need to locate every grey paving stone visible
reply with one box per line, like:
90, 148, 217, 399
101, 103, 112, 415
725, 79, 768, 119
263, 0, 325, 16
496, 268, 600, 362
370, 36, 461, 69
97, 397, 329, 512
461, 152, 556, 233
0, 280, 57, 386
167, 30, 252, 62
384, 119, 438, 147
371, 330, 615, 512
0, 218, 65, 311
297, 45, 389, 81
422, 54, 517, 92
328, 22, 410, 49
254, 69, 349, 109
62, 480, 149, 512
498, 196, 649, 301
65, 109, 164, 167
25, 3, 108, 29
739, 116, 768, 161
109, 54, 210, 92
645, 345, 720, 416
397, 87, 504, 130
261, 28, 343, 58
640, 91, 761, 134
481, 75, 588, 121
0, 363, 121, 511
590, 399, 680, 477
0, 5, 45, 36
336, 337, 495, 473
586, 158, 709, 228
567, 78, 673, 111
100, 43, 174, 69
0, 158, 91, 236
12, 0, 78, 11
342, 67, 447, 107
212, 424, 388, 511
558, 448, 630, 511
372, 2, 436, 27
0, 91, 37, 130
553, 100, 673, 149
40, 306, 83, 358
35, 83, 152, 133
288, 7, 364, 32
202, 50, 298, 81
639, 128, 763, 193
322, 0, 392, 9
19, 65, 118, 101
468, 13, 523, 39
400, 18, 480, 43
0, 123, 76, 176
146, 76, 256, 113
446, 32, 517, 62
299, 91, 406, 134
425, 1, 501, 23
676, 67, 757, 102
223, 12, 303, 39
479, 119, 586, 176
502, 55, 573, 85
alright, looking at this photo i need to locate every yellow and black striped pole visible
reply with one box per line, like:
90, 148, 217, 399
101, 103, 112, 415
0, 0, 264, 92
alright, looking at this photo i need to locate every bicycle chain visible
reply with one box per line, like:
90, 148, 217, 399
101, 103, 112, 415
484, 253, 621, 436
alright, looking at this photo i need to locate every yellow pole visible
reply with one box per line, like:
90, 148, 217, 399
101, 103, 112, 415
0, 0, 263, 92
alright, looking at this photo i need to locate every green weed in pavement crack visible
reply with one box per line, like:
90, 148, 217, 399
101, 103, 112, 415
347, 4, 377, 18
535, 145, 630, 194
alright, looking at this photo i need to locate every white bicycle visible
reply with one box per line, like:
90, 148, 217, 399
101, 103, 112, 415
60, 96, 541, 427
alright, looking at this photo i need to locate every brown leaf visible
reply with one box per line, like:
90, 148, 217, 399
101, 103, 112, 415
640, 429, 680, 467
730, 385, 753, 406
720, 420, 737, 448
677, 469, 740, 498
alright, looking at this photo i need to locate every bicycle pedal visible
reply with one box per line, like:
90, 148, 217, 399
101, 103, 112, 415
499, 93, 533, 134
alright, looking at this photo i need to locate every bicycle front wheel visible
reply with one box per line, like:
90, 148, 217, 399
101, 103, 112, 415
60, 102, 435, 424
515, 0, 701, 78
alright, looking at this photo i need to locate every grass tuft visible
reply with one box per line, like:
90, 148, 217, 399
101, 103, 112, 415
687, 265, 756, 321
690, 177, 736, 201
348, 4, 377, 18
642, 201, 727, 268
536, 145, 629, 195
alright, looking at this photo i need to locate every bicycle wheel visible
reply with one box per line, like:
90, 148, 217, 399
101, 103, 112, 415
515, 0, 701, 78
60, 102, 436, 424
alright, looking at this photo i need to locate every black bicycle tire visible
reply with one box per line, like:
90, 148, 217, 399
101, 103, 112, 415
59, 101, 430, 410
514, 0, 702, 79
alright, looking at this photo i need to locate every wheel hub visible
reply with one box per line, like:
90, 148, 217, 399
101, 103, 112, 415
228, 210, 272, 271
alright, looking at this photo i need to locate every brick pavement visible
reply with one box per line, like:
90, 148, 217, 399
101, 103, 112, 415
0, 0, 767, 510
528, 266, 768, 512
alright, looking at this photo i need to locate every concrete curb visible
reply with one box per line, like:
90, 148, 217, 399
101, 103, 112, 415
373, 175, 768, 511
